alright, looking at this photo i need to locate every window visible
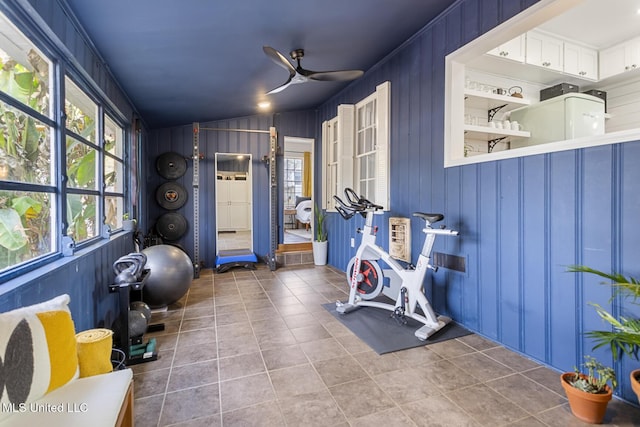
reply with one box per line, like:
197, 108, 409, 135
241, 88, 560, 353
322, 82, 390, 211
322, 104, 355, 211
0, 10, 129, 279
65, 76, 100, 243
0, 13, 56, 273
284, 157, 303, 208
104, 114, 125, 231
355, 82, 390, 209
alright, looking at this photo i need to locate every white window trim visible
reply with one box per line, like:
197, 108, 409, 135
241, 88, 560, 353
321, 81, 390, 211
355, 81, 390, 211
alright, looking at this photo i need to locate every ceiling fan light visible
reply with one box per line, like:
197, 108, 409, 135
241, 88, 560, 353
257, 101, 271, 109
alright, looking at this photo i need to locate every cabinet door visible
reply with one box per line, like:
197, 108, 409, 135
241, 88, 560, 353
600, 44, 626, 79
624, 39, 640, 72
488, 35, 525, 62
526, 31, 563, 72
564, 43, 598, 80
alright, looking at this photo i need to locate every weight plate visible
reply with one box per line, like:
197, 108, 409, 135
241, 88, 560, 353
155, 181, 188, 210
156, 212, 188, 241
156, 152, 187, 180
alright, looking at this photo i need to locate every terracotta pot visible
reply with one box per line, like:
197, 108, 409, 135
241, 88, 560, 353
631, 369, 640, 404
560, 372, 612, 424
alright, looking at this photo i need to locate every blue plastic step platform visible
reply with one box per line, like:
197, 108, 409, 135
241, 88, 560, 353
216, 249, 258, 273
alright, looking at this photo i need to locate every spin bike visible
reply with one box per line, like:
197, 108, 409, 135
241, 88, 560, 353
334, 188, 459, 341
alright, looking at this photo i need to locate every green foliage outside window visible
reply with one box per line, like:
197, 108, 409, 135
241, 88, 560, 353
0, 51, 53, 270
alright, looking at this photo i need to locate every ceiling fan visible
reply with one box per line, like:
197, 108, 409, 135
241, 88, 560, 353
263, 46, 364, 94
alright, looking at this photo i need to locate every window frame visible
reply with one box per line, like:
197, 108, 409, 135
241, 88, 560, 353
0, 8, 130, 282
354, 81, 390, 210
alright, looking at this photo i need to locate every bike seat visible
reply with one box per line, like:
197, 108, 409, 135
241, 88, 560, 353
413, 212, 444, 224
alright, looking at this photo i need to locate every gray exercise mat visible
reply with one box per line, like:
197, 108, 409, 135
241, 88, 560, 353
322, 302, 472, 354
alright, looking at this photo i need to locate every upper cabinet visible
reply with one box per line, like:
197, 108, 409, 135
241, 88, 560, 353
488, 35, 525, 63
600, 36, 640, 80
525, 31, 564, 72
564, 42, 598, 80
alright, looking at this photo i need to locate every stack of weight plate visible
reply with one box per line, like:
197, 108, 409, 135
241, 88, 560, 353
155, 152, 188, 242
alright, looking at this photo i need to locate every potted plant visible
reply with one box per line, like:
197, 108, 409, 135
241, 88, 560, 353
568, 265, 640, 405
312, 203, 328, 265
560, 355, 617, 424
122, 213, 137, 232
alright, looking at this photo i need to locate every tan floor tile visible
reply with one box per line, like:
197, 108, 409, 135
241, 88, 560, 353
401, 394, 480, 427
372, 366, 442, 404
219, 372, 276, 412
447, 383, 529, 426
217, 351, 265, 381
351, 407, 417, 427
278, 390, 348, 427
133, 395, 163, 427
299, 337, 348, 362
313, 355, 368, 387
486, 373, 566, 414
159, 383, 220, 425
449, 351, 515, 382
483, 346, 542, 372
133, 368, 170, 398
221, 401, 284, 426
261, 344, 308, 370
328, 377, 396, 420
353, 351, 405, 376
290, 324, 331, 343
173, 341, 217, 366
167, 359, 218, 392
269, 364, 325, 398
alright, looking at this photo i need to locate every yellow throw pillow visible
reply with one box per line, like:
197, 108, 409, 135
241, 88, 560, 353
0, 295, 78, 422
76, 328, 114, 378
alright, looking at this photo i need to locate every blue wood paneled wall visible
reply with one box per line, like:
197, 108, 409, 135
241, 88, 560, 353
316, 0, 640, 402
0, 235, 135, 332
146, 111, 316, 268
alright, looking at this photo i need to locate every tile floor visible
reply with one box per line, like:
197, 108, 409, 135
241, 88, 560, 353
131, 265, 640, 427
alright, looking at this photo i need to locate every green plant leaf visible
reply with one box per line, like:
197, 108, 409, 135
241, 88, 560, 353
0, 208, 28, 251
11, 196, 42, 217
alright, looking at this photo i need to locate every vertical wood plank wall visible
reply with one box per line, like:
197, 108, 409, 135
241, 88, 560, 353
316, 0, 640, 402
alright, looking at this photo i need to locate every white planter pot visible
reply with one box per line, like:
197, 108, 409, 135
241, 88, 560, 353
312, 240, 328, 266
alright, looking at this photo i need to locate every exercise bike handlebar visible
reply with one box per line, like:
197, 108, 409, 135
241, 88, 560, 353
342, 188, 383, 212
333, 195, 357, 220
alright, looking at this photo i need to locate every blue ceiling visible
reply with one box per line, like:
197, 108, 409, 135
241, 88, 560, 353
64, 0, 457, 128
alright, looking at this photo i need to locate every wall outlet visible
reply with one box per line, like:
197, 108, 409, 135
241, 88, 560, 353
350, 237, 355, 247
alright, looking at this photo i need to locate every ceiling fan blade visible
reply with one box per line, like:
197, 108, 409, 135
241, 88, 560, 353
306, 69, 364, 82
266, 76, 294, 95
263, 46, 296, 77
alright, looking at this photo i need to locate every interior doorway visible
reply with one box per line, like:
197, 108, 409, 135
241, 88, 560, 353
282, 137, 314, 245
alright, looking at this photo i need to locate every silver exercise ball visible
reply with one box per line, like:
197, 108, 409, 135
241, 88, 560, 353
141, 245, 193, 308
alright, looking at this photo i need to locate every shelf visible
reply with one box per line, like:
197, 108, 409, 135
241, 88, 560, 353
464, 124, 531, 140
464, 89, 531, 112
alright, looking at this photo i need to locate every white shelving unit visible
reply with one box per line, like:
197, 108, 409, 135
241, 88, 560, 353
464, 89, 532, 152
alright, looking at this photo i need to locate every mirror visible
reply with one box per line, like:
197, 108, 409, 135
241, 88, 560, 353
282, 137, 314, 244
215, 153, 253, 256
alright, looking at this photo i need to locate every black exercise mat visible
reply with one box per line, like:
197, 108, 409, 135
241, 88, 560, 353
322, 302, 472, 354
